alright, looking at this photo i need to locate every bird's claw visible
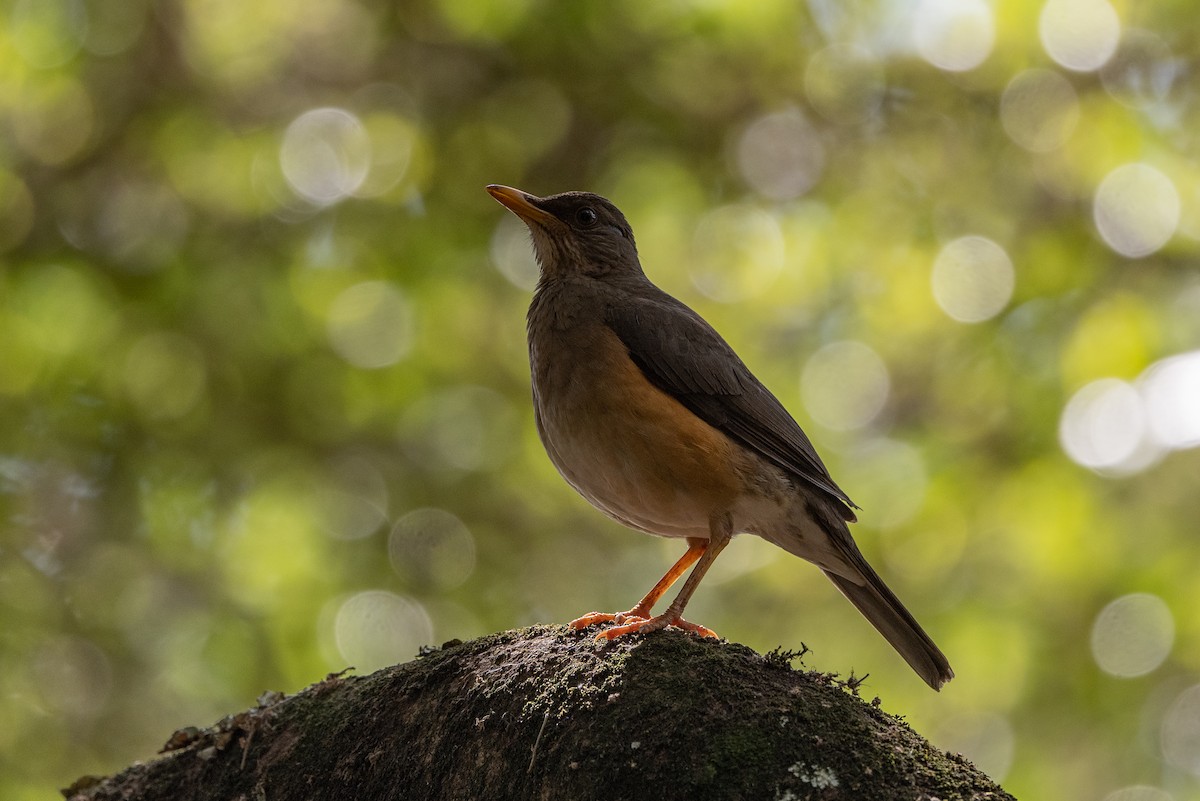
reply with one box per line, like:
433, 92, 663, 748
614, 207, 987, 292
666, 618, 720, 638
570, 611, 719, 640
568, 608, 649, 630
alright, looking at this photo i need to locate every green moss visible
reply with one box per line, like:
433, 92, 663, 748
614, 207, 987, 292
68, 628, 1013, 801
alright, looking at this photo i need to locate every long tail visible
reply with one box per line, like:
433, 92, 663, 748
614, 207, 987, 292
823, 566, 954, 691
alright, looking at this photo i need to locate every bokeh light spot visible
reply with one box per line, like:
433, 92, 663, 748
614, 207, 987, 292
333, 590, 433, 672
281, 108, 370, 205
690, 204, 784, 303
1140, 350, 1200, 450
490, 215, 540, 291
999, 69, 1080, 153
735, 109, 825, 201
1090, 593, 1174, 677
389, 507, 476, 591
1093, 163, 1179, 258
931, 236, 1014, 323
912, 0, 995, 73
326, 281, 413, 369
801, 341, 890, 431
1039, 0, 1121, 72
1059, 378, 1163, 475
1161, 684, 1200, 775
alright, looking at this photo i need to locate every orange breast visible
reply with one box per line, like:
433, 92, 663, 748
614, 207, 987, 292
532, 323, 742, 538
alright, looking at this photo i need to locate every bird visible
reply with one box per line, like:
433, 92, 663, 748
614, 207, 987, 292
486, 184, 954, 690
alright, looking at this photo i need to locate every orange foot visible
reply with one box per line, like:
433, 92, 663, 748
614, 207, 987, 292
569, 611, 719, 640
568, 609, 648, 630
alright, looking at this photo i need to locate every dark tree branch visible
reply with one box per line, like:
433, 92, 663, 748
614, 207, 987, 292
64, 627, 1013, 801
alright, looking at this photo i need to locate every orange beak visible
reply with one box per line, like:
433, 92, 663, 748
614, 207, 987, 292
486, 185, 557, 226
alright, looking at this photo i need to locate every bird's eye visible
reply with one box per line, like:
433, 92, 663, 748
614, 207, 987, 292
575, 207, 598, 227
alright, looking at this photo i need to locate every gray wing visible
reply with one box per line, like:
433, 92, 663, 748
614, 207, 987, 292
604, 287, 858, 517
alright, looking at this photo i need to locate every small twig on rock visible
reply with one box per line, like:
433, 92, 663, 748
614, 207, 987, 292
527, 712, 550, 774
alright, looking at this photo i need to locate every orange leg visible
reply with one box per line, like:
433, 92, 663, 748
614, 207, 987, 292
569, 537, 707, 630
571, 514, 734, 641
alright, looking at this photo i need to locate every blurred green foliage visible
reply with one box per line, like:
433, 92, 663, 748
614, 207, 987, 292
2, 1, 1200, 799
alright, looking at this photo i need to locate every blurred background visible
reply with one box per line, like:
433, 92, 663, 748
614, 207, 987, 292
1, 0, 1198, 798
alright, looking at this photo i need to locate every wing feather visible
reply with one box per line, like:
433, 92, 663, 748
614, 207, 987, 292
604, 289, 858, 516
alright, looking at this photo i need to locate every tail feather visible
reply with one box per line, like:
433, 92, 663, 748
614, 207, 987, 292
823, 567, 954, 691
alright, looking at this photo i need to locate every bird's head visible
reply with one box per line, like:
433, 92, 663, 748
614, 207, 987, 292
487, 185, 640, 281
